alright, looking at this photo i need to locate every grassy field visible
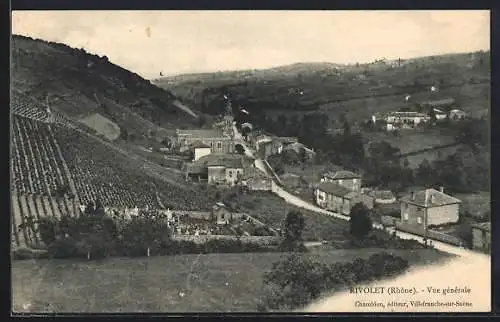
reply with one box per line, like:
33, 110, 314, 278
12, 247, 451, 313
237, 191, 349, 242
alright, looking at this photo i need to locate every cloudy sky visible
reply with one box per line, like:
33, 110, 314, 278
12, 10, 490, 79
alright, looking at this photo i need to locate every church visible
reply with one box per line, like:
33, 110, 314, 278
173, 96, 236, 154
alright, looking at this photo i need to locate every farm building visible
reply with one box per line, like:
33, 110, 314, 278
450, 109, 468, 120
184, 153, 253, 186
315, 182, 374, 216
320, 170, 362, 193
398, 187, 462, 231
372, 111, 431, 131
471, 222, 491, 253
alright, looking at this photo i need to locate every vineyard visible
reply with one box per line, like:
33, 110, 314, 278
10, 104, 220, 250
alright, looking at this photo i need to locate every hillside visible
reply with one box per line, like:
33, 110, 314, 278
11, 34, 198, 141
153, 51, 490, 120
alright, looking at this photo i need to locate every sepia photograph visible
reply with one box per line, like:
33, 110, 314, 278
10, 10, 491, 313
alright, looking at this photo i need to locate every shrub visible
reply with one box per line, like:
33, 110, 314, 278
48, 237, 84, 259
349, 203, 373, 240
38, 217, 58, 246
260, 251, 409, 311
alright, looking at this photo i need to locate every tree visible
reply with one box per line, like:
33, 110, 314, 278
349, 203, 373, 240
120, 127, 129, 141
298, 147, 307, 170
280, 211, 306, 252
235, 144, 245, 155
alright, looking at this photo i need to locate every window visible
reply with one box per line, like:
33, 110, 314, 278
417, 217, 422, 224
217, 142, 222, 149
228, 170, 233, 178
403, 212, 409, 221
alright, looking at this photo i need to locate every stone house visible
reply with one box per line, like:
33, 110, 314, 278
315, 182, 374, 215
321, 170, 362, 192
185, 153, 252, 186
471, 222, 490, 253
398, 187, 462, 230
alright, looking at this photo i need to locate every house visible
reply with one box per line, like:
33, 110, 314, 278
372, 111, 431, 131
450, 109, 468, 120
471, 222, 491, 253
190, 141, 212, 161
185, 153, 252, 186
240, 167, 272, 191
399, 187, 462, 230
315, 182, 374, 215
174, 128, 234, 154
433, 108, 448, 120
283, 142, 316, 158
320, 170, 362, 192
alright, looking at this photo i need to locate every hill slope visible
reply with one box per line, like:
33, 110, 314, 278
12, 34, 198, 140
153, 52, 490, 118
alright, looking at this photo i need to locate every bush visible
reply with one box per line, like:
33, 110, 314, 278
38, 217, 58, 246
349, 203, 373, 240
260, 251, 409, 311
48, 237, 84, 259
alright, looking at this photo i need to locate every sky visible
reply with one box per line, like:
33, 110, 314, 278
12, 10, 490, 79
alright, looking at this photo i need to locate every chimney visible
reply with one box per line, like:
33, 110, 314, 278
425, 189, 430, 206
411, 191, 415, 201
440, 186, 444, 193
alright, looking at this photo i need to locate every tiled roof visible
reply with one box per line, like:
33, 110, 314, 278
471, 222, 491, 231
176, 128, 224, 138
316, 182, 352, 197
400, 188, 462, 208
323, 170, 361, 180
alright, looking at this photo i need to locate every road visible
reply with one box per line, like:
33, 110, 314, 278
232, 124, 480, 258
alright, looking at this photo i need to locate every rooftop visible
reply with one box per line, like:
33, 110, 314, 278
400, 188, 462, 208
323, 170, 362, 180
316, 182, 353, 197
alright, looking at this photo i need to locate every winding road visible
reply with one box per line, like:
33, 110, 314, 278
232, 123, 481, 258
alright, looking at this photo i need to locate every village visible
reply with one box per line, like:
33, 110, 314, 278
11, 11, 491, 314
121, 91, 489, 254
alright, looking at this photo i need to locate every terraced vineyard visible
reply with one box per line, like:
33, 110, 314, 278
10, 99, 219, 250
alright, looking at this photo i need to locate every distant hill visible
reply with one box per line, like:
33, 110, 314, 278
12, 34, 198, 140
152, 52, 490, 117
